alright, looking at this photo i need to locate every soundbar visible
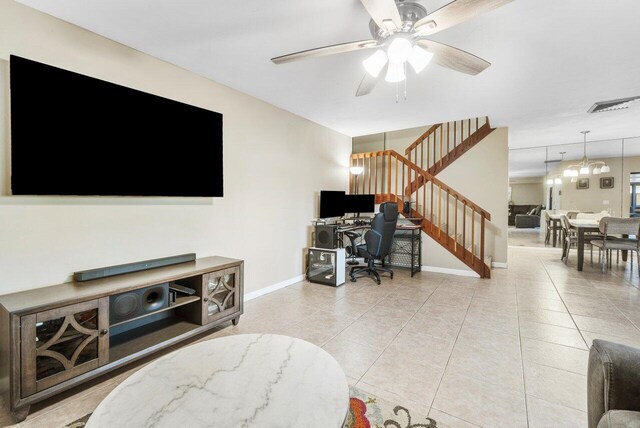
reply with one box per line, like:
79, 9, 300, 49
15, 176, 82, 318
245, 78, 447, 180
74, 253, 197, 282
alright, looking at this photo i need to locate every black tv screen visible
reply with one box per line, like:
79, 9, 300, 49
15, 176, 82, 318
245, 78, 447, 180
319, 191, 345, 219
344, 194, 375, 214
10, 55, 223, 197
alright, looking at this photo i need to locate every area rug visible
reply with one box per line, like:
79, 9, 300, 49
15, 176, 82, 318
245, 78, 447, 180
344, 386, 437, 428
65, 386, 436, 428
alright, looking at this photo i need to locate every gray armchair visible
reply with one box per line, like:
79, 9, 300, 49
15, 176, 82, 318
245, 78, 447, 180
588, 340, 640, 428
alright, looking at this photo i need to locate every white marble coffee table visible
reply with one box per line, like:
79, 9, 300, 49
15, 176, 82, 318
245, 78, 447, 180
86, 334, 349, 427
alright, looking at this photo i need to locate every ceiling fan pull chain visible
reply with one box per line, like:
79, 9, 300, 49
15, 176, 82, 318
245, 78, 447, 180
404, 62, 408, 100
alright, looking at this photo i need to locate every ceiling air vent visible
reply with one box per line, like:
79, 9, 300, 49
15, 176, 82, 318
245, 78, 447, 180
588, 96, 640, 113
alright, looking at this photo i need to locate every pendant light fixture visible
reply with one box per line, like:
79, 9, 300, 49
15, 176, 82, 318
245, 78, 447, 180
562, 131, 610, 176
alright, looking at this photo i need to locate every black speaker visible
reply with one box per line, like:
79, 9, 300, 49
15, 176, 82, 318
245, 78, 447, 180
315, 225, 339, 249
109, 282, 170, 325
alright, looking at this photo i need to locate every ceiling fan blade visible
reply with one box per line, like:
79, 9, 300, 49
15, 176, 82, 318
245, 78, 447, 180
360, 0, 402, 30
356, 64, 388, 97
415, 39, 490, 75
271, 40, 378, 64
414, 0, 513, 36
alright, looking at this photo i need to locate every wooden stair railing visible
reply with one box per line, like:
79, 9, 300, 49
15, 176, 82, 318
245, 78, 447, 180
404, 117, 494, 194
349, 150, 491, 278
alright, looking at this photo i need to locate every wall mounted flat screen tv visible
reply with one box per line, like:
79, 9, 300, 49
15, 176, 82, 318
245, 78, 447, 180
9, 55, 223, 196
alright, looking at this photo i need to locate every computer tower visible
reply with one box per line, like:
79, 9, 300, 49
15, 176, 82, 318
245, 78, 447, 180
307, 248, 345, 286
314, 225, 339, 249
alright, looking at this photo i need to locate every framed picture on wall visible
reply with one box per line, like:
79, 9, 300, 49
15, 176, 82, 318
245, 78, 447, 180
600, 177, 614, 189
577, 178, 589, 189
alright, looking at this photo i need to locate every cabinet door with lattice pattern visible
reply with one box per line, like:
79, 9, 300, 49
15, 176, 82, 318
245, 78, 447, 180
20, 298, 109, 397
201, 266, 242, 324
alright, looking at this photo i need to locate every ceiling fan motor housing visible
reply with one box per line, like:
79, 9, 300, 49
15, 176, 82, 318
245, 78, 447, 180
369, 1, 428, 40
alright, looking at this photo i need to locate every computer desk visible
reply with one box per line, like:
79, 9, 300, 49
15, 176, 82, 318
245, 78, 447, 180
335, 218, 423, 277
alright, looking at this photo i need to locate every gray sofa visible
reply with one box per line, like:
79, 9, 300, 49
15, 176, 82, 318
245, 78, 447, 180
514, 205, 542, 228
588, 340, 640, 427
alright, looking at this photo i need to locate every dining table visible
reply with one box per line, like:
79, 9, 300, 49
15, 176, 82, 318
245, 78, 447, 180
568, 219, 600, 271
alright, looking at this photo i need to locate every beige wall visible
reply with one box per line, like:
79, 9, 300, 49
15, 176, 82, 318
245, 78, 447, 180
354, 123, 509, 272
547, 157, 638, 216
0, 1, 352, 295
509, 178, 545, 206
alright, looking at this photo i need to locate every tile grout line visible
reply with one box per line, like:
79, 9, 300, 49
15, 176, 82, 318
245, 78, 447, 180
515, 267, 531, 428
356, 280, 442, 384
423, 283, 476, 413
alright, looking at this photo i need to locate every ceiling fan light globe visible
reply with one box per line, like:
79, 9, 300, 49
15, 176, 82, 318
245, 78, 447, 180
554, 178, 562, 185
563, 169, 572, 177
408, 45, 433, 74
387, 37, 413, 64
385, 62, 405, 83
363, 50, 388, 78
546, 179, 553, 185
593, 167, 602, 175
601, 165, 610, 173
579, 166, 590, 175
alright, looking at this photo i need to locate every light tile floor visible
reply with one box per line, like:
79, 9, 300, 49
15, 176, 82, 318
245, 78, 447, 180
4, 245, 640, 427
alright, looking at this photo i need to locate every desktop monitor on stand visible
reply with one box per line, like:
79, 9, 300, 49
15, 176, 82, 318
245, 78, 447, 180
319, 190, 346, 219
344, 194, 375, 217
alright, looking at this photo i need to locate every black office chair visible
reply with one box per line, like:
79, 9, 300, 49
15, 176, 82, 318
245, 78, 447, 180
349, 202, 398, 285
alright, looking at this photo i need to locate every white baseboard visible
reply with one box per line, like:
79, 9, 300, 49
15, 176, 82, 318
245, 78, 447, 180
421, 266, 480, 278
244, 274, 305, 302
491, 262, 508, 269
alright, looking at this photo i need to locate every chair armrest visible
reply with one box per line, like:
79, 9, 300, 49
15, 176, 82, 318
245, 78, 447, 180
588, 340, 640, 428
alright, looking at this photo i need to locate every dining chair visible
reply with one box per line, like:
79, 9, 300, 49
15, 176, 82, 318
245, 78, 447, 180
560, 215, 577, 264
590, 217, 640, 273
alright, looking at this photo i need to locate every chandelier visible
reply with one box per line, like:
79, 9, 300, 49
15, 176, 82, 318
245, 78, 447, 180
562, 131, 610, 179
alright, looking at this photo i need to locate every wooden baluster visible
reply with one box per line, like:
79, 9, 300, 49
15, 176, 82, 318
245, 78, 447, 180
438, 184, 442, 239
387, 154, 391, 195
471, 208, 476, 259
374, 154, 378, 195
453, 121, 457, 149
402, 160, 405, 203
426, 134, 430, 170
439, 126, 443, 168
349, 158, 353, 194
446, 191, 450, 239
476, 117, 479, 133
454, 195, 458, 250
395, 157, 398, 198
481, 214, 485, 275
432, 132, 436, 170
430, 181, 434, 225
368, 155, 373, 194
422, 176, 427, 218
462, 202, 467, 258
420, 140, 424, 171
446, 122, 450, 158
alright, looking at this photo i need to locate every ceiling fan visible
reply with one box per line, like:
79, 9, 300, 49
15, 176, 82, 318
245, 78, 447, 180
271, 0, 512, 97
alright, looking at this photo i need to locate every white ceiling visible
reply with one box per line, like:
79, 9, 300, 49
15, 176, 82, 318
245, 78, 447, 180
16, 0, 640, 148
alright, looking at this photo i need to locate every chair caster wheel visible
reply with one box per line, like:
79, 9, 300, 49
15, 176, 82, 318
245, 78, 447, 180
376, 280, 381, 285
350, 278, 356, 282
390, 274, 394, 279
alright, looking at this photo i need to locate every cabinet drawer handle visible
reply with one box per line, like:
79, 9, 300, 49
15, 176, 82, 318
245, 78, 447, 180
100, 329, 108, 336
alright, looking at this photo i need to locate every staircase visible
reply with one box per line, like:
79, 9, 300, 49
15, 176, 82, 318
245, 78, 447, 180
350, 117, 495, 278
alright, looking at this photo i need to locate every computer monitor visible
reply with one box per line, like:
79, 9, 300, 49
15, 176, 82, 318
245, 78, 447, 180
344, 194, 375, 215
319, 190, 346, 219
